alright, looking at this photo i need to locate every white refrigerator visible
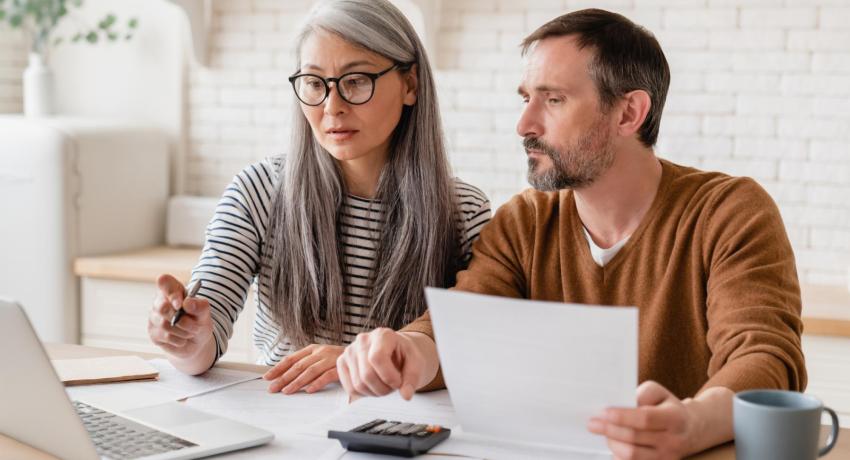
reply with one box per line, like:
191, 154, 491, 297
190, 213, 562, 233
0, 115, 169, 343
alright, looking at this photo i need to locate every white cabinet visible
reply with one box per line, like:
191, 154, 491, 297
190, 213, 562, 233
74, 247, 258, 364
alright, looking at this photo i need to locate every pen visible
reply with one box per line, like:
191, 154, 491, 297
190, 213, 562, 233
170, 279, 202, 327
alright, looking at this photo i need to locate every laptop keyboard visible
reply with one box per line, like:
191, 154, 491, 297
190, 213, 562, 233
74, 401, 197, 460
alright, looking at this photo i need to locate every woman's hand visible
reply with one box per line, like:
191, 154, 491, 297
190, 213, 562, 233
148, 274, 216, 374
263, 344, 344, 394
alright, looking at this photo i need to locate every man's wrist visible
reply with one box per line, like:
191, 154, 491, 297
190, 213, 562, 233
683, 387, 735, 455
399, 331, 439, 389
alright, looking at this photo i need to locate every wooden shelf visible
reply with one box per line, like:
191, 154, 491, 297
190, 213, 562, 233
73, 246, 201, 284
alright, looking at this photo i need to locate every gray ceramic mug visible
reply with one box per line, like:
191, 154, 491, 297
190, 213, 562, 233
734, 390, 840, 460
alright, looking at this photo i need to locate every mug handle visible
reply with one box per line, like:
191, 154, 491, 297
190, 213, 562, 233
819, 406, 840, 457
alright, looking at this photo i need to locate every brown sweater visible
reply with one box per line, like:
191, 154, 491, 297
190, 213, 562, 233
403, 159, 806, 398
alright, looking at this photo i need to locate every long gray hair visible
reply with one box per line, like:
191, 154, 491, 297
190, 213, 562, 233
263, 0, 460, 348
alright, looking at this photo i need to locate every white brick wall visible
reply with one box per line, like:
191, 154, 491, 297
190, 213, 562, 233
0, 29, 25, 113
1, 0, 849, 287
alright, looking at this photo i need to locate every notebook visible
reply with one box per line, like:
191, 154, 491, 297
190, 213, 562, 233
52, 356, 159, 386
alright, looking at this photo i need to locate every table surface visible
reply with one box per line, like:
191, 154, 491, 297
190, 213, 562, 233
2, 344, 848, 460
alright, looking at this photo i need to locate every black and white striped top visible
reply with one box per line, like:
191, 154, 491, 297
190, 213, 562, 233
191, 156, 491, 365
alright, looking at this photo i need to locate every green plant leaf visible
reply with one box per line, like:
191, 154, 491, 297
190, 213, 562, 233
107, 32, 117, 41
71, 32, 82, 42
85, 30, 97, 43
0, 11, 5, 21
98, 13, 115, 30
128, 17, 137, 29
9, 13, 22, 27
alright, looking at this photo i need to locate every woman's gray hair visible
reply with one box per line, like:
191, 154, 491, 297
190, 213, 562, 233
263, 0, 460, 348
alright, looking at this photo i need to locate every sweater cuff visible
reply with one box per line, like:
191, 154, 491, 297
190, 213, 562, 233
700, 352, 794, 394
399, 313, 444, 391
399, 313, 434, 339
418, 367, 446, 392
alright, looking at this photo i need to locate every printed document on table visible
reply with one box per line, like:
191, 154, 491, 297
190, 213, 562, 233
66, 358, 261, 411
310, 390, 457, 437
313, 390, 609, 460
425, 287, 637, 455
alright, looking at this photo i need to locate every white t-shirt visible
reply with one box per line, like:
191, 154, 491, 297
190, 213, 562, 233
582, 226, 629, 267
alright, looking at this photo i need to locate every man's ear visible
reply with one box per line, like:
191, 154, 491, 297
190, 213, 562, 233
402, 64, 419, 106
616, 90, 651, 139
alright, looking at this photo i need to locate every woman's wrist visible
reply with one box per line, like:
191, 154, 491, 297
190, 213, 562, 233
168, 333, 217, 375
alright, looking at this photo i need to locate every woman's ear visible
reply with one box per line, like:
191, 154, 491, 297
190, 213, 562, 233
402, 64, 418, 106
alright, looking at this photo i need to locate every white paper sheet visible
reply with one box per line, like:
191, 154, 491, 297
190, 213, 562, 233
313, 390, 458, 436
311, 389, 610, 460
185, 377, 348, 431
66, 358, 261, 411
425, 287, 638, 455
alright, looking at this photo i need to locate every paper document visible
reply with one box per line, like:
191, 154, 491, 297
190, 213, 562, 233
186, 378, 349, 431
313, 390, 457, 436
425, 287, 637, 455
52, 355, 158, 385
66, 358, 261, 411
313, 390, 604, 460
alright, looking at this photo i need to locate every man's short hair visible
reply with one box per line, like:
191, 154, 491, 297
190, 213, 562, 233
522, 9, 670, 147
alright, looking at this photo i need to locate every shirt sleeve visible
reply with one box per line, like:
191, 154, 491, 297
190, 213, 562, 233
190, 161, 275, 366
454, 180, 492, 269
699, 177, 806, 393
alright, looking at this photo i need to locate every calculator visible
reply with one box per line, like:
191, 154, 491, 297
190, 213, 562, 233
328, 419, 451, 457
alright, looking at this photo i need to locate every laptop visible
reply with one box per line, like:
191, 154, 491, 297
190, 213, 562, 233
0, 299, 274, 460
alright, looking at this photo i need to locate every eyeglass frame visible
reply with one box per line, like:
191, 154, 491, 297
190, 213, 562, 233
288, 62, 414, 106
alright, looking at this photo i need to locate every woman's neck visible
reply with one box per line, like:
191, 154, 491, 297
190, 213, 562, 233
338, 150, 389, 199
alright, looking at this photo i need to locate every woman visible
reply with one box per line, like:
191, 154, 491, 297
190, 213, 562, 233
146, 0, 490, 395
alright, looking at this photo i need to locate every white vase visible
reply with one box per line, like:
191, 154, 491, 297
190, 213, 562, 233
23, 52, 54, 117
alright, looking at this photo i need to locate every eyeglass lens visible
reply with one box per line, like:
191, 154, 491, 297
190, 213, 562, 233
293, 73, 374, 105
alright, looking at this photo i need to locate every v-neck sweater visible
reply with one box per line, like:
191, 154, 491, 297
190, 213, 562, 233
404, 159, 806, 397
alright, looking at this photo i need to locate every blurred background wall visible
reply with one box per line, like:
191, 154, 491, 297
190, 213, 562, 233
1, 0, 848, 286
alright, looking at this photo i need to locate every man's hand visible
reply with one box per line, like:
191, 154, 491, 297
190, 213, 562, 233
588, 381, 734, 459
263, 344, 343, 394
336, 328, 439, 400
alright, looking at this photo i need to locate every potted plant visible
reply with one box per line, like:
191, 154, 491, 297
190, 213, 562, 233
0, 0, 138, 116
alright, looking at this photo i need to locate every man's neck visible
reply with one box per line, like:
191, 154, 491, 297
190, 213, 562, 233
573, 145, 662, 249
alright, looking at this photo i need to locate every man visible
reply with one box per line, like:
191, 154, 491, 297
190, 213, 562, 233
336, 9, 805, 459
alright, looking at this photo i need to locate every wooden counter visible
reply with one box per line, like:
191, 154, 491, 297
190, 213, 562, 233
74, 246, 201, 284
74, 248, 850, 339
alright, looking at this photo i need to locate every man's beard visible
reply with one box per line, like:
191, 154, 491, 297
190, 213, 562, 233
524, 117, 615, 191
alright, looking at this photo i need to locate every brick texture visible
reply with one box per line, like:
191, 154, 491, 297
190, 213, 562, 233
0, 0, 847, 286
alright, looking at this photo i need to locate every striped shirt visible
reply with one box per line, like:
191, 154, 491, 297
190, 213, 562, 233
191, 156, 491, 366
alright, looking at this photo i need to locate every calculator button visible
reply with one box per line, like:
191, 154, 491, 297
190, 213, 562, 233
366, 421, 399, 434
384, 423, 414, 435
399, 424, 427, 435
351, 419, 386, 433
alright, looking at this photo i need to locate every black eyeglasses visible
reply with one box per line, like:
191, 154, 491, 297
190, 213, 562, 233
288, 63, 411, 106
